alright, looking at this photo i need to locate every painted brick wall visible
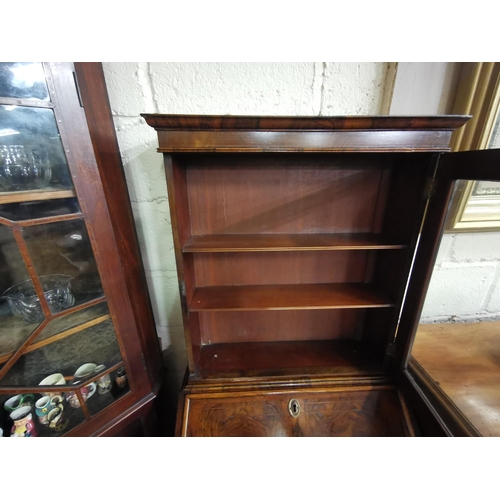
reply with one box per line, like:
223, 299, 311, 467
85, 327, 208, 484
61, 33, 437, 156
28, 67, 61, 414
420, 232, 500, 322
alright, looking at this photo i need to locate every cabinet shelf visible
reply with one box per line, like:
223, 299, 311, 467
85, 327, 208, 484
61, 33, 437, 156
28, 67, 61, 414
183, 233, 407, 253
0, 188, 76, 205
189, 283, 394, 311
195, 339, 385, 379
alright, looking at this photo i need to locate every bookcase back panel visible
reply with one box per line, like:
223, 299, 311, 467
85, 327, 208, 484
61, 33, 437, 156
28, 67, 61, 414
193, 250, 371, 286
198, 309, 362, 343
185, 157, 390, 235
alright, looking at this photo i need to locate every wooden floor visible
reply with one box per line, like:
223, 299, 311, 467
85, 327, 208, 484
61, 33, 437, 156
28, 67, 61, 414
412, 320, 500, 437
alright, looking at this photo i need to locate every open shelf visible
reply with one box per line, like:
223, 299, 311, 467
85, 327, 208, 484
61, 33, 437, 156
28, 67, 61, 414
183, 233, 407, 253
189, 283, 394, 311
195, 339, 385, 379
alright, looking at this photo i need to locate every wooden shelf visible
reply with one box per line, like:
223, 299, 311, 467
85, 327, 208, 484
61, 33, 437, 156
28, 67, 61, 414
195, 339, 385, 379
189, 283, 394, 311
183, 233, 407, 253
0, 188, 76, 204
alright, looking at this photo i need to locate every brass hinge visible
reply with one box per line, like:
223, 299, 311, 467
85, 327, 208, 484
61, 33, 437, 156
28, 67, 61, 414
179, 280, 186, 297
385, 342, 396, 358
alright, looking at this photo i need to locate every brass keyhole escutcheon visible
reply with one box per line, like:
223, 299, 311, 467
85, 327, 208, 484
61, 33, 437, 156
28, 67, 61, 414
288, 398, 300, 418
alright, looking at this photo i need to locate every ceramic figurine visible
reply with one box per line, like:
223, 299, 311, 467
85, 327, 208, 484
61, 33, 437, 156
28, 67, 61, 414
95, 365, 112, 394
47, 398, 68, 432
3, 394, 34, 413
10, 406, 37, 437
35, 395, 54, 425
116, 368, 127, 388
66, 381, 95, 409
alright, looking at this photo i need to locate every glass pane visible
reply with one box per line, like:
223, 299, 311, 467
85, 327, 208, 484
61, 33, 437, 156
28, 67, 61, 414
0, 391, 85, 437
0, 198, 80, 221
1, 301, 109, 358
0, 105, 73, 192
86, 366, 130, 417
36, 301, 109, 344
0, 225, 42, 358
411, 180, 500, 436
0, 63, 49, 101
0, 317, 123, 387
22, 219, 104, 310
460, 181, 500, 225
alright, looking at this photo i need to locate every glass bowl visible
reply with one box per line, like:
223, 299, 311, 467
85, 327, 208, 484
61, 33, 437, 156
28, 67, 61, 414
1, 274, 75, 323
0, 145, 52, 191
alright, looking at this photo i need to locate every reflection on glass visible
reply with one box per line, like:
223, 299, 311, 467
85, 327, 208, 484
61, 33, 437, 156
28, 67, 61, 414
0, 63, 49, 101
0, 105, 72, 192
36, 301, 109, 344
0, 225, 41, 358
411, 180, 500, 436
0, 198, 80, 221
0, 391, 85, 437
87, 366, 129, 416
461, 180, 500, 224
0, 317, 123, 387
22, 219, 104, 307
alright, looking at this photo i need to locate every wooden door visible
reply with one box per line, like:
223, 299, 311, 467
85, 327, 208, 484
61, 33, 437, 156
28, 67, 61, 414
394, 148, 500, 436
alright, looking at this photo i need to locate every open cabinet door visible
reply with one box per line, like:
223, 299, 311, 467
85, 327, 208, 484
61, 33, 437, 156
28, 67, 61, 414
394, 148, 500, 436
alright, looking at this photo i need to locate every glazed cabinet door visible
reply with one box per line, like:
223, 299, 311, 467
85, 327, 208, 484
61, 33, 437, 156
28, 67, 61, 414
0, 63, 153, 437
395, 148, 500, 436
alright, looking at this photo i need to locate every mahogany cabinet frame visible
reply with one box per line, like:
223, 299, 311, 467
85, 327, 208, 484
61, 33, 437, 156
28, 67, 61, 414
0, 63, 163, 436
143, 113, 494, 437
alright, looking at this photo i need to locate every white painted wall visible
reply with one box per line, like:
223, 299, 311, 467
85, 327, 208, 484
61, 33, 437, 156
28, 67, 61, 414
420, 232, 500, 322
389, 62, 462, 115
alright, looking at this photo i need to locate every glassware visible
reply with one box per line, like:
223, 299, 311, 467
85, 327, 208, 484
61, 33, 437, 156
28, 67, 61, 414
0, 145, 51, 191
30, 148, 52, 188
1, 274, 75, 323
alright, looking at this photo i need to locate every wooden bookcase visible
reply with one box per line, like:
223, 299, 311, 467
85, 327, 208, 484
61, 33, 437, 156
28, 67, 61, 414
143, 114, 490, 437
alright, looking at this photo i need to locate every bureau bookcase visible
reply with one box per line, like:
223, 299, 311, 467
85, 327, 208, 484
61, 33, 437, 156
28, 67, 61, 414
144, 114, 500, 436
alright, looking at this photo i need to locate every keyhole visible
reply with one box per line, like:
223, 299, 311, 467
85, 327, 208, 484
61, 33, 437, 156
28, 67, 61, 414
288, 398, 300, 417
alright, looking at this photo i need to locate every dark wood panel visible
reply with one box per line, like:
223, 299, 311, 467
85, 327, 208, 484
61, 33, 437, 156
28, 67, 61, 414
183, 233, 406, 252
155, 130, 454, 153
164, 156, 200, 371
190, 283, 394, 311
364, 154, 437, 361
52, 63, 151, 397
142, 114, 470, 131
195, 340, 383, 379
199, 309, 361, 344
181, 386, 410, 436
193, 251, 370, 287
186, 164, 385, 235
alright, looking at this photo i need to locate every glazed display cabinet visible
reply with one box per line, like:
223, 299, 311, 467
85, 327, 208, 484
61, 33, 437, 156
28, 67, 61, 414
0, 63, 162, 437
144, 113, 500, 437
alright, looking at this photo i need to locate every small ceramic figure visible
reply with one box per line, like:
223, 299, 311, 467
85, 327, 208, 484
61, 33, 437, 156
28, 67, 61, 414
10, 406, 37, 437
47, 397, 68, 432
115, 368, 127, 388
4, 394, 34, 413
35, 395, 55, 425
95, 365, 112, 394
